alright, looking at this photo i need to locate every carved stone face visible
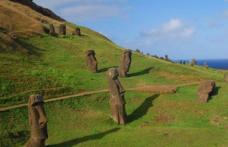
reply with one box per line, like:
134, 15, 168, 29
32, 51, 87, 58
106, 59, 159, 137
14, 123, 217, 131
123, 50, 131, 66
49, 24, 55, 36
119, 50, 132, 77
86, 50, 97, 72
107, 68, 126, 124
107, 68, 119, 80
27, 95, 48, 140
59, 24, 66, 35
29, 95, 44, 106
75, 27, 81, 36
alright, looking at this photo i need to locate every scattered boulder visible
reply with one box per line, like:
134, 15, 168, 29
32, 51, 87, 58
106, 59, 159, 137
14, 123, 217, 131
119, 50, 132, 77
198, 80, 216, 103
107, 68, 127, 125
86, 50, 98, 73
59, 24, 66, 35
25, 94, 48, 147
224, 73, 228, 82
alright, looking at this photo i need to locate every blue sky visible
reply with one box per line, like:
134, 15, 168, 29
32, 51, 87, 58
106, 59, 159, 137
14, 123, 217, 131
34, 0, 228, 59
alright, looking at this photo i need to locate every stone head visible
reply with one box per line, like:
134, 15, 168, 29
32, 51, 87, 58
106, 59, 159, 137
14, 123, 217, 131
107, 68, 119, 80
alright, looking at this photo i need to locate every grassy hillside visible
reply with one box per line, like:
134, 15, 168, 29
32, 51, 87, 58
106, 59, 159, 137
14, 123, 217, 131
0, 0, 228, 147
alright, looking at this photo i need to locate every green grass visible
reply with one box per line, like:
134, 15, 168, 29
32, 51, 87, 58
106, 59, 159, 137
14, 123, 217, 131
0, 31, 225, 106
0, 25, 228, 147
1, 85, 228, 147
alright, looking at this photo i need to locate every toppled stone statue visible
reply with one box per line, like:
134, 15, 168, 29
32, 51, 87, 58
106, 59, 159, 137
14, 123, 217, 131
59, 24, 66, 35
49, 24, 56, 36
25, 94, 48, 147
119, 50, 132, 77
198, 80, 216, 103
86, 50, 98, 72
107, 68, 127, 124
224, 73, 228, 82
73, 27, 81, 36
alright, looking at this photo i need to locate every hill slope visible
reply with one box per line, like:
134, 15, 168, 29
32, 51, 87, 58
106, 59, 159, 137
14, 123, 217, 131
0, 0, 228, 147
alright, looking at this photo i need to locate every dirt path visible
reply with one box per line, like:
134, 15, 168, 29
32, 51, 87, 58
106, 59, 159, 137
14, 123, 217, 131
0, 89, 109, 112
0, 82, 199, 112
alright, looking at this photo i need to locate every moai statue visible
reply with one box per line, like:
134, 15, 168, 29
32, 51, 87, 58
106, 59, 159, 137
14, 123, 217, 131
86, 50, 98, 73
59, 24, 66, 35
25, 94, 48, 147
198, 80, 216, 103
204, 62, 209, 69
224, 73, 228, 82
165, 55, 169, 61
191, 58, 197, 66
75, 27, 81, 36
49, 24, 56, 36
107, 68, 127, 124
119, 50, 132, 77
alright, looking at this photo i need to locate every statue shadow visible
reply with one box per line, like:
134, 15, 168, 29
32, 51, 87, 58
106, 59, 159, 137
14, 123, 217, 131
128, 67, 153, 77
208, 86, 221, 102
98, 66, 118, 73
127, 94, 160, 123
15, 39, 45, 57
48, 128, 120, 147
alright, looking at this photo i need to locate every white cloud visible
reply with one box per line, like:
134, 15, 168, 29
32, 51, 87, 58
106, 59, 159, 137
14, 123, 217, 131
60, 4, 123, 21
142, 19, 195, 40
34, 0, 129, 21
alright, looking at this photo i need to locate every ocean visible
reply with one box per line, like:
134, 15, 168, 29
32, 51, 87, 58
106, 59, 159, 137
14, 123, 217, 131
197, 59, 228, 70
177, 59, 228, 70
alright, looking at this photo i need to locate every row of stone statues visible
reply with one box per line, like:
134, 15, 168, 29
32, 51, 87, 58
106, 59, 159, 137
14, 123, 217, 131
49, 23, 81, 36
25, 49, 132, 146
85, 49, 131, 123
24, 79, 218, 146
86, 49, 132, 77
25, 69, 128, 146
25, 48, 221, 146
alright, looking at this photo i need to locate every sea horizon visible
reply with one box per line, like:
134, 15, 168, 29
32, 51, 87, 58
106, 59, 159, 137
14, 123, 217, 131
174, 59, 228, 70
